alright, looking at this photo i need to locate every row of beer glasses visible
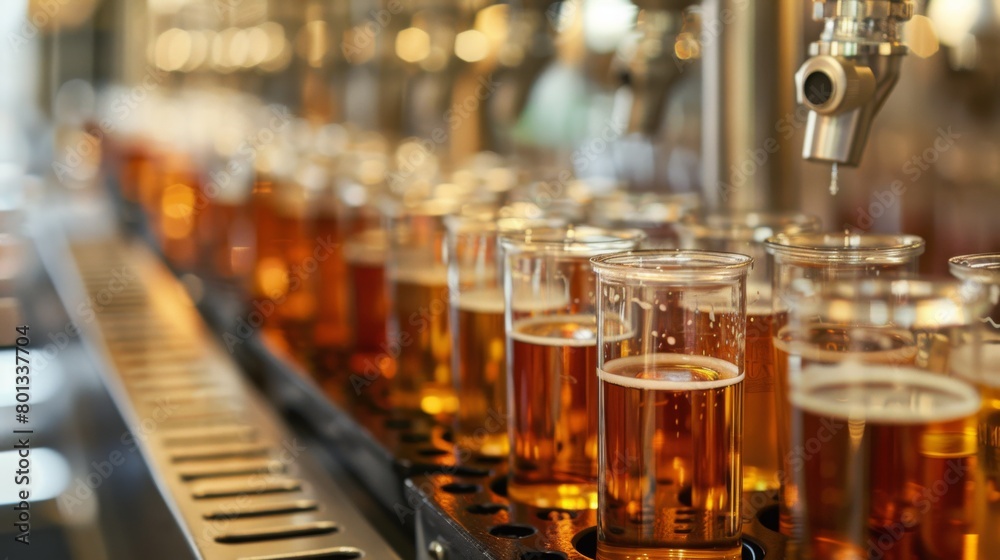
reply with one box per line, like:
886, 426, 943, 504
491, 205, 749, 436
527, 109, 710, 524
345, 179, 999, 558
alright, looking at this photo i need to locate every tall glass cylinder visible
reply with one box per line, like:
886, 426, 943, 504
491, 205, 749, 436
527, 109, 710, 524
588, 192, 702, 248
385, 198, 462, 415
775, 279, 988, 560
764, 232, 925, 535
949, 252, 1000, 558
446, 213, 565, 459
592, 250, 752, 560
501, 226, 645, 509
677, 212, 820, 492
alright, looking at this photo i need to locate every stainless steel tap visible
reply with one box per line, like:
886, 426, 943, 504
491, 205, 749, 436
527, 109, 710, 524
796, 0, 913, 166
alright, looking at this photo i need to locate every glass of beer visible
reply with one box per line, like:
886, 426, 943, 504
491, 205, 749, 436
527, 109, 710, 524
501, 226, 645, 509
764, 232, 925, 535
677, 212, 820, 493
776, 278, 989, 560
949, 253, 1000, 559
592, 250, 752, 560
445, 211, 565, 459
385, 197, 465, 415
345, 228, 390, 375
588, 191, 702, 248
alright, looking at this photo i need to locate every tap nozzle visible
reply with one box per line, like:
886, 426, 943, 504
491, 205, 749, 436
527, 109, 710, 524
797, 0, 913, 166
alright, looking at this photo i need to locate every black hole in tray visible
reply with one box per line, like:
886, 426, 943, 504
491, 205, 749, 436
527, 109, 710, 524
400, 432, 431, 443
536, 508, 581, 521
743, 538, 765, 560
466, 503, 508, 515
756, 504, 779, 533
571, 527, 596, 559
417, 447, 451, 457
473, 455, 506, 465
441, 482, 481, 495
489, 475, 508, 497
384, 418, 412, 430
450, 465, 490, 478
489, 524, 537, 539
520, 552, 567, 560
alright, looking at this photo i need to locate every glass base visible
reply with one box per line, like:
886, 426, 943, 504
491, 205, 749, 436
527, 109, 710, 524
596, 541, 742, 560
742, 466, 780, 493
507, 480, 598, 510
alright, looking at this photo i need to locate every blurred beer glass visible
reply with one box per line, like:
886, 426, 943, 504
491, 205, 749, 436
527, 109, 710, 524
589, 191, 702, 248
345, 228, 390, 376
501, 226, 644, 509
764, 232, 925, 535
445, 208, 565, 459
676, 212, 820, 493
592, 250, 752, 560
385, 198, 465, 415
949, 252, 1000, 558
776, 279, 988, 560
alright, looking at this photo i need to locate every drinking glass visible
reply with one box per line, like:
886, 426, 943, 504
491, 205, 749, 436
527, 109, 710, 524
501, 226, 645, 509
592, 250, 752, 560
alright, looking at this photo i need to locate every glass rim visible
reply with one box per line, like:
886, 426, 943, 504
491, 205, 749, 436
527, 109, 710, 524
764, 232, 925, 263
949, 253, 1000, 284
499, 225, 646, 256
444, 213, 567, 235
678, 211, 821, 243
783, 278, 989, 328
590, 249, 753, 281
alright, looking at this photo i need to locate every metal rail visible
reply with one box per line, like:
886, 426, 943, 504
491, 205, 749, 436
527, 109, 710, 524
39, 234, 401, 560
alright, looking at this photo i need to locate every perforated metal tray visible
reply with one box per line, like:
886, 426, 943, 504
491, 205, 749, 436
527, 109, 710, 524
39, 235, 403, 560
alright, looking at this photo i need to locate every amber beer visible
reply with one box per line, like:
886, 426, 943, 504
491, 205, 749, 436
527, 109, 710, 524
743, 298, 780, 492
773, 324, 917, 537
598, 354, 743, 560
508, 314, 599, 509
789, 363, 980, 560
388, 266, 455, 414
345, 231, 388, 373
454, 288, 507, 457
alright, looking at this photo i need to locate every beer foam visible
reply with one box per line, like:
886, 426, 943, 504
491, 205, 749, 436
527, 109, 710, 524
950, 342, 1000, 387
345, 245, 386, 266
458, 289, 569, 314
392, 266, 448, 286
457, 288, 505, 313
773, 325, 917, 364
598, 353, 743, 391
790, 363, 981, 424
510, 314, 599, 347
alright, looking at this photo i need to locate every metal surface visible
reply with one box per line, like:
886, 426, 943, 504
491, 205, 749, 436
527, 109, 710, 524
624, 0, 697, 137
797, 0, 912, 166
701, 0, 801, 210
38, 236, 402, 560
407, 474, 785, 560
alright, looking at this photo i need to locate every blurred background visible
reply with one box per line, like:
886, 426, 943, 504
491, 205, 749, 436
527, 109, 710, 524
0, 0, 998, 559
